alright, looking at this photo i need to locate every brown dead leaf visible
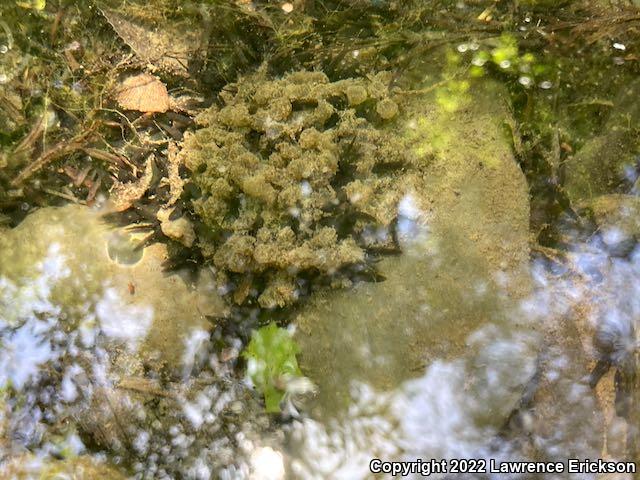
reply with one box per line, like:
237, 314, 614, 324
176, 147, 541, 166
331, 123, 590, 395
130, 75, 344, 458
114, 73, 170, 113
100, 7, 198, 77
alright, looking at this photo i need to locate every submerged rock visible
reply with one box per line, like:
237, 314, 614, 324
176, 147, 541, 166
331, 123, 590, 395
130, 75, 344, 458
0, 205, 225, 375
589, 194, 640, 257
559, 194, 640, 461
498, 198, 640, 464
293, 78, 534, 420
285, 79, 541, 476
0, 454, 127, 479
0, 206, 276, 477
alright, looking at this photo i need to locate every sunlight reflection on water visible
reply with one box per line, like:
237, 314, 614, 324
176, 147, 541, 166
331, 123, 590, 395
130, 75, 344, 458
1, 165, 640, 479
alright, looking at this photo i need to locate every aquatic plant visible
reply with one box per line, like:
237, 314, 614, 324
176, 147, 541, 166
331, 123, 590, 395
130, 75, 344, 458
432, 34, 551, 113
181, 69, 408, 308
243, 323, 302, 413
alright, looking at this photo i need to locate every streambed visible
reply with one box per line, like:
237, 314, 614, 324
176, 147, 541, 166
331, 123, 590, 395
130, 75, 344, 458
1, 1, 639, 479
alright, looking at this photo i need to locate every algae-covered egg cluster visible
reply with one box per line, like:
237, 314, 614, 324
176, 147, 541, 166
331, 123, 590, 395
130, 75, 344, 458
181, 70, 408, 308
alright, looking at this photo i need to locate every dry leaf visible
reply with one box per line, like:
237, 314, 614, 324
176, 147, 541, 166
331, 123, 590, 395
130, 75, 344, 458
115, 73, 170, 113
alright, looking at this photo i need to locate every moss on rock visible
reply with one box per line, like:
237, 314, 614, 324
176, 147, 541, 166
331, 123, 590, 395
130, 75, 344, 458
181, 70, 409, 308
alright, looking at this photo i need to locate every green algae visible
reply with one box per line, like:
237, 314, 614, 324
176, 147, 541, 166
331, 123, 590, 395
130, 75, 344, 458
181, 69, 408, 308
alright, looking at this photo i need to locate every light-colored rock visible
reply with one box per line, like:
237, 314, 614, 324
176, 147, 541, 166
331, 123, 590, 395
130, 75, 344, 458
0, 205, 273, 475
0, 204, 226, 375
285, 80, 543, 477
294, 79, 535, 423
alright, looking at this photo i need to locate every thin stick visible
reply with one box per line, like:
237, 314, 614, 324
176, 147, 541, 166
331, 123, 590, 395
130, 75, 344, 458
41, 187, 85, 204
11, 142, 82, 186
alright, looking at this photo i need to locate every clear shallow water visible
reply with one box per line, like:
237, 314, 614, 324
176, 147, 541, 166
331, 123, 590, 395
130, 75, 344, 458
1, 1, 640, 479
2, 187, 636, 480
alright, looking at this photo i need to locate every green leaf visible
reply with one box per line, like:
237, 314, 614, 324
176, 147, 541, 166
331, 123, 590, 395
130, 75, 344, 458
242, 322, 302, 413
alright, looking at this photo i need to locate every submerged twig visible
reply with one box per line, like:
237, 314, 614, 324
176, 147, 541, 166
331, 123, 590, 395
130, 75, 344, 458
12, 111, 48, 154
11, 132, 91, 186
82, 147, 129, 169
41, 187, 85, 204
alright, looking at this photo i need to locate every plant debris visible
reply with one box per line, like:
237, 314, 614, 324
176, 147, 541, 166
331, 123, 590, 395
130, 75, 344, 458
114, 73, 171, 113
109, 154, 155, 212
99, 7, 199, 77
